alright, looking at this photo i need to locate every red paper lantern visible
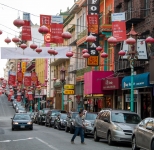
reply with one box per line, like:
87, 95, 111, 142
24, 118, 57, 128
13, 18, 25, 28
96, 46, 103, 52
118, 50, 126, 56
107, 36, 118, 45
36, 48, 42, 54
66, 51, 73, 57
82, 49, 88, 54
101, 52, 108, 58
53, 50, 58, 56
0, 30, 2, 35
52, 78, 57, 81
38, 25, 49, 35
37, 85, 41, 89
86, 34, 96, 43
48, 49, 55, 55
145, 36, 154, 45
126, 37, 136, 45
12, 37, 20, 43
45, 79, 48, 82
20, 44, 27, 50
61, 31, 72, 39
5, 37, 11, 44
83, 52, 90, 58
30, 43, 37, 50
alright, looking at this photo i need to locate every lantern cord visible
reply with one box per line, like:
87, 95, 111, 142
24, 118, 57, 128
0, 3, 39, 17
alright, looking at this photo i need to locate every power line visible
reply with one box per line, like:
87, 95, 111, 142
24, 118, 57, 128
0, 3, 39, 17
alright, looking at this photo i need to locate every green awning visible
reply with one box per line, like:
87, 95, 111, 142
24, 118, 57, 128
102, 31, 112, 38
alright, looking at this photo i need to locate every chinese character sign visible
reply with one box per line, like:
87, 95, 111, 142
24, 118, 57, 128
17, 71, 23, 83
87, 15, 98, 34
8, 71, 16, 85
21, 62, 26, 75
40, 14, 51, 29
24, 72, 31, 87
31, 72, 38, 85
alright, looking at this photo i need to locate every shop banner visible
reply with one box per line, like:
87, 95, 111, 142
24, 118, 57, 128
17, 71, 23, 83
87, 15, 99, 34
40, 14, 51, 30
111, 12, 125, 22
22, 13, 32, 41
31, 72, 38, 85
112, 21, 126, 41
51, 15, 63, 24
24, 72, 31, 87
50, 23, 63, 43
8, 71, 16, 85
28, 91, 33, 101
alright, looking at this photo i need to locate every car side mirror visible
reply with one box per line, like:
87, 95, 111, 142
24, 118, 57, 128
146, 126, 152, 130
104, 118, 109, 123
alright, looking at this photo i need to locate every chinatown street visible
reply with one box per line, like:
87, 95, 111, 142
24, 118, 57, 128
0, 95, 131, 150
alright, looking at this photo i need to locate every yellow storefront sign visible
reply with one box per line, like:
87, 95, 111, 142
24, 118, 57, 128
64, 90, 75, 95
21, 62, 26, 74
64, 84, 74, 90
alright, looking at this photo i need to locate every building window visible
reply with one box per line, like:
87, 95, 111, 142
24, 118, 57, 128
144, 0, 150, 17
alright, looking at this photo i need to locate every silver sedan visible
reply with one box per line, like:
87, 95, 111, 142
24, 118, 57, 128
132, 117, 154, 150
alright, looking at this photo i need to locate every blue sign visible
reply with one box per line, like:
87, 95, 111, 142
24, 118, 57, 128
51, 16, 63, 24
122, 72, 152, 89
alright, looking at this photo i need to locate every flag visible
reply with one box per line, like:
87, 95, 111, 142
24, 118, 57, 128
24, 72, 31, 86
8, 71, 16, 85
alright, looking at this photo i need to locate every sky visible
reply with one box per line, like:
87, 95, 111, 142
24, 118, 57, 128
0, 0, 75, 77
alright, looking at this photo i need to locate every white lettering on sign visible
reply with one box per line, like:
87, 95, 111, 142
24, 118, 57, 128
92, 0, 98, 4
90, 6, 97, 11
90, 50, 96, 55
91, 43, 97, 48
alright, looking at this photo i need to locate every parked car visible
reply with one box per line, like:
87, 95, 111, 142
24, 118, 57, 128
93, 110, 141, 145
16, 105, 25, 113
33, 112, 38, 123
38, 108, 50, 125
26, 112, 35, 122
53, 113, 67, 130
17, 108, 26, 113
45, 109, 66, 127
11, 113, 33, 130
35, 110, 43, 124
83, 112, 97, 137
65, 112, 79, 134
132, 117, 154, 150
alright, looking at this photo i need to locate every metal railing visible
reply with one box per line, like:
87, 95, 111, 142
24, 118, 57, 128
68, 32, 77, 45
77, 29, 87, 40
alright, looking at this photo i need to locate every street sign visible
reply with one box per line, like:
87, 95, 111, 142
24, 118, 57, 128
64, 84, 74, 90
64, 90, 74, 95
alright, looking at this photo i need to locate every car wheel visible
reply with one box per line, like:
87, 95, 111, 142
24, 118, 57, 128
107, 132, 114, 146
70, 125, 74, 134
58, 124, 61, 130
94, 129, 100, 142
45, 122, 48, 127
12, 127, 14, 131
132, 136, 140, 150
30, 126, 33, 130
65, 126, 69, 132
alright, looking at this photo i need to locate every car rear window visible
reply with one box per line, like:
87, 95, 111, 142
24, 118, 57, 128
14, 114, 31, 120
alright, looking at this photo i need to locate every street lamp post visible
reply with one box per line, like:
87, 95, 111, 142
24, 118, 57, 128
37, 85, 41, 111
60, 67, 65, 110
23, 87, 26, 106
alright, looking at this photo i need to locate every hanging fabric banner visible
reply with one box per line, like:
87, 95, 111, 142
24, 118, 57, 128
40, 14, 51, 29
8, 71, 16, 85
87, 15, 99, 34
17, 71, 23, 83
24, 72, 31, 87
22, 13, 32, 41
28, 91, 33, 101
31, 72, 38, 85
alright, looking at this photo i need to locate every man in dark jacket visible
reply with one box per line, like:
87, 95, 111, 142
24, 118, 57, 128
71, 110, 85, 144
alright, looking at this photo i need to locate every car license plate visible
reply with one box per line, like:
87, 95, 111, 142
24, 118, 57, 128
20, 125, 25, 128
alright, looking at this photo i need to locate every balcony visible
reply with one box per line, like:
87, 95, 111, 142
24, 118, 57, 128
115, 60, 145, 72
50, 58, 69, 66
68, 32, 77, 46
125, 9, 149, 28
76, 29, 87, 46
68, 64, 77, 73
76, 0, 87, 7
26, 59, 35, 71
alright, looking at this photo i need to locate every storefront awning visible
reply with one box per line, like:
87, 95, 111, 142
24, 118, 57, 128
122, 72, 152, 90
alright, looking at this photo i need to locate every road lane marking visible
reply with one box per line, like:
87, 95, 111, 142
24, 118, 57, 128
0, 140, 11, 142
35, 137, 59, 150
12, 137, 34, 141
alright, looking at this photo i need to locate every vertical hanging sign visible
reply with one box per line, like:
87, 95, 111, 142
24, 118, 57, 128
24, 72, 31, 87
8, 71, 16, 85
87, 0, 100, 66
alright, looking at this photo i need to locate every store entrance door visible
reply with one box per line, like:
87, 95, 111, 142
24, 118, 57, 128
141, 93, 151, 119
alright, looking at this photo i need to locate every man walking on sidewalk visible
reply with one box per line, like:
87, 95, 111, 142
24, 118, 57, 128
71, 110, 85, 144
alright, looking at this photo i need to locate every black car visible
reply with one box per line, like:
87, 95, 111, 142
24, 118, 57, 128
35, 110, 43, 124
38, 108, 50, 125
53, 113, 67, 130
11, 113, 33, 130
65, 112, 79, 134
45, 109, 67, 127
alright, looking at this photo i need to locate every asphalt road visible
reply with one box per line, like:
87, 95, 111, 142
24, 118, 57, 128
0, 95, 132, 150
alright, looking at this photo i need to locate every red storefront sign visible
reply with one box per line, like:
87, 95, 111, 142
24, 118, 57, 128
40, 14, 51, 29
112, 21, 126, 41
17, 71, 23, 83
8, 71, 16, 85
28, 91, 33, 101
87, 15, 99, 34
102, 77, 122, 90
24, 72, 31, 87
21, 20, 32, 41
31, 72, 38, 85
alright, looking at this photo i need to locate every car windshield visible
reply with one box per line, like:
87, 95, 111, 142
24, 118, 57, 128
111, 113, 141, 124
42, 110, 49, 114
14, 114, 31, 120
85, 113, 97, 120
52, 111, 60, 116
19, 108, 25, 110
60, 114, 67, 119
72, 113, 78, 119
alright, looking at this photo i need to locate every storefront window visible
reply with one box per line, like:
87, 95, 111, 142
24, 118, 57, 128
117, 96, 122, 109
